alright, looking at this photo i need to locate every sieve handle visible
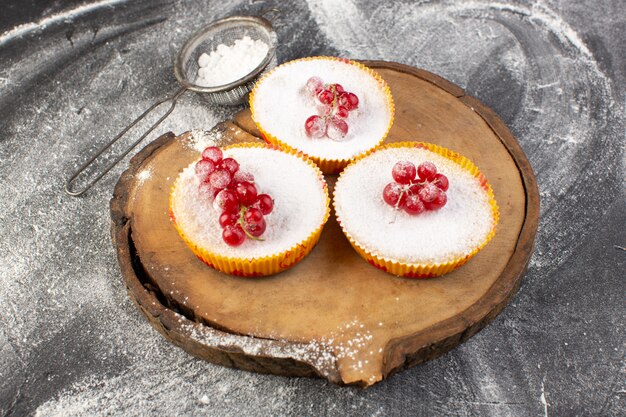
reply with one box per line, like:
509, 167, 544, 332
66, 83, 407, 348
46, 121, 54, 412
261, 7, 281, 23
64, 87, 187, 197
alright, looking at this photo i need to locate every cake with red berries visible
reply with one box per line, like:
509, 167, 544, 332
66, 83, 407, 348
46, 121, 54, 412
249, 56, 394, 174
170, 143, 330, 277
333, 142, 499, 278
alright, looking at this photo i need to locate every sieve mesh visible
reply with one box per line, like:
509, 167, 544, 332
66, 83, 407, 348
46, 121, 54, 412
175, 15, 277, 105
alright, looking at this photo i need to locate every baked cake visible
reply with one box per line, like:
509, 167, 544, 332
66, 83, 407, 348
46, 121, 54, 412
333, 142, 499, 278
170, 143, 330, 277
250, 56, 394, 173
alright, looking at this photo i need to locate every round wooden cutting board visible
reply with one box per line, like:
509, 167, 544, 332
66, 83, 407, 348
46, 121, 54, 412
110, 61, 539, 387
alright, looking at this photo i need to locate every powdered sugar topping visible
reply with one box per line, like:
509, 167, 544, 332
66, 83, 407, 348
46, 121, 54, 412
186, 129, 220, 152
334, 146, 495, 264
172, 146, 327, 258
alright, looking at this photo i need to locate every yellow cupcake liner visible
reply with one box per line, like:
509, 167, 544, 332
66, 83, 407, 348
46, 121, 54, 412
249, 56, 395, 174
170, 142, 331, 277
333, 141, 500, 279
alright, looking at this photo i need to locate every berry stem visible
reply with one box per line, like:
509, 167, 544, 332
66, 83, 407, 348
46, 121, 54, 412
238, 206, 264, 241
394, 189, 406, 211
412, 179, 429, 189
388, 187, 407, 224
321, 84, 338, 124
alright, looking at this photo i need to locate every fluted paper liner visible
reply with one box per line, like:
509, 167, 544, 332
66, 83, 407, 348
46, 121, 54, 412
249, 56, 395, 174
333, 141, 500, 278
170, 142, 331, 277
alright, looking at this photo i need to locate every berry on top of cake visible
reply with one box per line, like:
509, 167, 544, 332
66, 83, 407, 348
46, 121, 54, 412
303, 76, 360, 141
382, 160, 450, 215
194, 146, 274, 247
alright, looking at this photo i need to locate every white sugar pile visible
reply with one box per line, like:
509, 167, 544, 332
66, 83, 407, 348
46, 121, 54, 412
195, 35, 268, 87
171, 147, 327, 258
251, 59, 392, 160
334, 147, 495, 264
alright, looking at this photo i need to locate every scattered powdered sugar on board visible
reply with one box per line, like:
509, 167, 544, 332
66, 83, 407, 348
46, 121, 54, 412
186, 128, 221, 152
335, 147, 495, 263
181, 318, 337, 376
182, 314, 379, 379
134, 166, 153, 186
251, 58, 392, 160
172, 146, 327, 258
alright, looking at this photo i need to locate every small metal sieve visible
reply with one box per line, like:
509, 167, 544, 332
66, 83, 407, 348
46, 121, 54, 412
65, 15, 278, 196
175, 15, 277, 105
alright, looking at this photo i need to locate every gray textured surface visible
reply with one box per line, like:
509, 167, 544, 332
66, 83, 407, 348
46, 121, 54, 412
0, 0, 624, 415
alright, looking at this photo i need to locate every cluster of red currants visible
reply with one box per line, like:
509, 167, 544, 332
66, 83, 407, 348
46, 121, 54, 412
195, 146, 274, 247
303, 76, 359, 141
382, 161, 449, 215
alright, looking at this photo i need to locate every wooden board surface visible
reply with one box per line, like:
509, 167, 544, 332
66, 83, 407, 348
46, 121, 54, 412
110, 61, 539, 387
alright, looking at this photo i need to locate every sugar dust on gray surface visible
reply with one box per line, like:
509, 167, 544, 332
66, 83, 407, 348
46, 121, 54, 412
0, 0, 624, 416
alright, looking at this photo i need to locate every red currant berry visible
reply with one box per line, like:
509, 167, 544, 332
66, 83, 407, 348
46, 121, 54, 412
226, 180, 239, 191
221, 158, 239, 175
383, 182, 405, 207
306, 76, 323, 95
331, 83, 344, 93
208, 168, 232, 190
433, 173, 449, 191
337, 92, 349, 108
305, 115, 327, 138
255, 194, 274, 215
392, 161, 416, 184
244, 213, 266, 238
417, 161, 437, 181
327, 117, 349, 141
418, 183, 440, 203
317, 89, 334, 105
334, 105, 349, 119
244, 207, 264, 224
195, 159, 215, 181
320, 103, 333, 116
202, 146, 223, 163
223, 224, 246, 246
213, 189, 238, 213
233, 170, 254, 184
404, 194, 426, 215
425, 190, 447, 211
235, 181, 258, 206
219, 211, 238, 228
339, 92, 359, 110
198, 182, 218, 201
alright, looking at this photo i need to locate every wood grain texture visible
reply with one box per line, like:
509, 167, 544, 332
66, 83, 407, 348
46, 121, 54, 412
110, 61, 539, 387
